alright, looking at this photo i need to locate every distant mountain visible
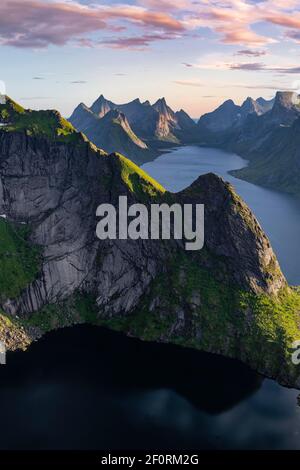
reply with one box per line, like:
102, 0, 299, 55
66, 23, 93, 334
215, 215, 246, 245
231, 111, 300, 196
70, 95, 197, 151
90, 94, 115, 118
198, 96, 267, 133
70, 104, 155, 164
268, 91, 300, 125
198, 91, 300, 196
256, 96, 275, 113
230, 91, 300, 157
198, 99, 241, 133
69, 103, 97, 133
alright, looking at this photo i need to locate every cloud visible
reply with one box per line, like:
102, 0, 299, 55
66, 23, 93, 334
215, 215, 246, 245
0, 0, 300, 51
0, 0, 185, 49
216, 27, 275, 47
193, 56, 300, 75
235, 49, 267, 57
230, 62, 300, 73
174, 80, 203, 87
137, 0, 190, 11
285, 30, 300, 43
98, 33, 179, 49
230, 62, 267, 71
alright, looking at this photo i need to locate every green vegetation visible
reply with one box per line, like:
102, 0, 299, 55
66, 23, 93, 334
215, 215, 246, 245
0, 219, 41, 301
19, 292, 99, 333
117, 153, 165, 199
98, 252, 300, 383
0, 96, 80, 143
0, 292, 99, 351
0, 245, 299, 384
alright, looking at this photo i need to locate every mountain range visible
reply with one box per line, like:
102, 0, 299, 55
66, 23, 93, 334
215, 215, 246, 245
198, 91, 300, 196
1, 96, 300, 389
69, 95, 198, 164
69, 91, 300, 197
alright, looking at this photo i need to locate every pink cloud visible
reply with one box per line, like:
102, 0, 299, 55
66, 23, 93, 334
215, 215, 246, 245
0, 0, 185, 48
137, 0, 190, 11
106, 6, 184, 32
215, 27, 273, 47
0, 0, 300, 51
99, 33, 179, 50
264, 13, 300, 30
235, 50, 267, 57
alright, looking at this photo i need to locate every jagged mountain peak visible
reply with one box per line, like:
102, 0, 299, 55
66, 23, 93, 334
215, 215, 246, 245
273, 91, 300, 109
220, 99, 238, 109
90, 94, 114, 117
153, 97, 176, 121
242, 96, 256, 106
153, 97, 171, 112
256, 96, 275, 113
155, 97, 167, 105
241, 96, 263, 115
177, 109, 190, 116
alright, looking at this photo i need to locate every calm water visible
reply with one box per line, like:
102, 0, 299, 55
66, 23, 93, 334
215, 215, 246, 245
1, 146, 300, 450
142, 146, 300, 285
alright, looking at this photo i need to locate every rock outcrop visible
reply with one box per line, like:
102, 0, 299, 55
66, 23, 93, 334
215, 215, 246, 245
1, 98, 300, 389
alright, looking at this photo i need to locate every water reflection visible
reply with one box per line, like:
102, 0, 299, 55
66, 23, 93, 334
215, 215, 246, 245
0, 325, 264, 449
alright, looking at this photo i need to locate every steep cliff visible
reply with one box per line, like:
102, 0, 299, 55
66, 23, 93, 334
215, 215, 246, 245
1, 98, 300, 389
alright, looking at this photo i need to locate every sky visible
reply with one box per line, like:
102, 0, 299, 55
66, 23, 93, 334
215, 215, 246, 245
1, 0, 300, 118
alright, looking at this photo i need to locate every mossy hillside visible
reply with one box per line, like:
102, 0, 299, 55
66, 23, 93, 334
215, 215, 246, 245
0, 219, 42, 301
19, 292, 99, 333
0, 96, 80, 143
0, 293, 100, 352
0, 97, 25, 121
1, 249, 300, 385
98, 253, 300, 384
117, 153, 166, 200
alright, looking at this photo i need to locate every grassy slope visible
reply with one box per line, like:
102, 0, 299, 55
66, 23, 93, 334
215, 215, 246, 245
117, 153, 166, 199
0, 96, 80, 143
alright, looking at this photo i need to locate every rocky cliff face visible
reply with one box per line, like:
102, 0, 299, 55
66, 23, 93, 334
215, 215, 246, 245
0, 100, 300, 388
